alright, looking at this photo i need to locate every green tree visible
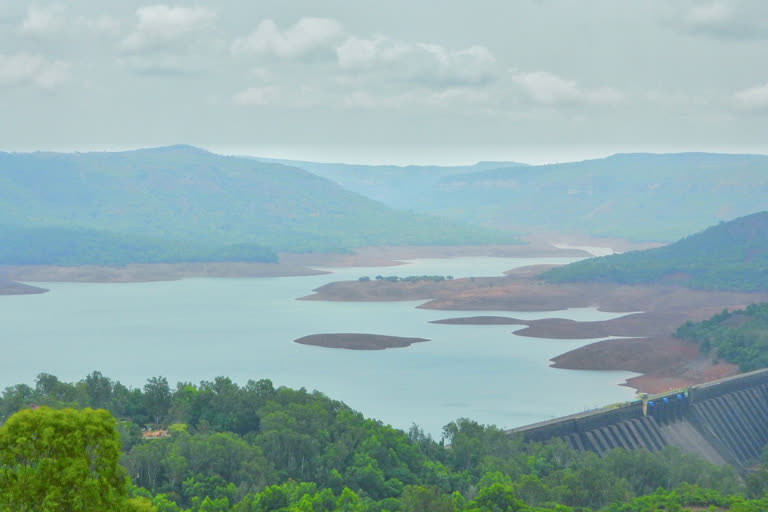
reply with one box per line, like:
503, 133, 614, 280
0, 406, 127, 511
144, 377, 172, 425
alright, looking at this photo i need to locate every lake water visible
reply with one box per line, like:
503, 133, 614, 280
0, 255, 639, 437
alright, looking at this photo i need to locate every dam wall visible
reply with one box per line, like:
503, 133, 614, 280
510, 369, 768, 468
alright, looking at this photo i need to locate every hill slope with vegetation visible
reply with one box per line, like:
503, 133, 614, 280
676, 303, 768, 372
0, 146, 516, 264
4, 372, 768, 511
252, 157, 528, 212
313, 152, 768, 241
540, 211, 768, 291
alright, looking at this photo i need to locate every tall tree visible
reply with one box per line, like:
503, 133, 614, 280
144, 377, 171, 425
0, 407, 127, 511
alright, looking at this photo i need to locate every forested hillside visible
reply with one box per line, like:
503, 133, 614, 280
541, 211, 768, 291
0, 225, 277, 265
0, 146, 516, 264
677, 303, 768, 372
303, 152, 768, 241
4, 372, 768, 511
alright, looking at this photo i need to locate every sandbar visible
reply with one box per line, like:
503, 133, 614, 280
294, 333, 430, 350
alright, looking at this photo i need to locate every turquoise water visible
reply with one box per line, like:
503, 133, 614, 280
0, 256, 638, 437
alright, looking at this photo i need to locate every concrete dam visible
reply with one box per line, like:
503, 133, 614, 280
511, 369, 768, 469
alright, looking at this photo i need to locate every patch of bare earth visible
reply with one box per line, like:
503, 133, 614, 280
294, 333, 429, 350
304, 267, 767, 393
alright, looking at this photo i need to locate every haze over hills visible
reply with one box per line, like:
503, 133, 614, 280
271, 152, 768, 241
435, 153, 768, 240
0, 145, 517, 264
541, 211, 768, 291
250, 157, 528, 211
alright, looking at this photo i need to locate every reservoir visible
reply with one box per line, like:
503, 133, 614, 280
0, 255, 638, 437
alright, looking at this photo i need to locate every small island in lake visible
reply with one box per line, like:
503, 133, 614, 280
294, 333, 430, 350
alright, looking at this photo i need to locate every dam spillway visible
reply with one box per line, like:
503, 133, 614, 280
510, 369, 768, 468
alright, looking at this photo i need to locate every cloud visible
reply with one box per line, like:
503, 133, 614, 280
510, 71, 624, 106
336, 36, 497, 86
122, 5, 216, 52
19, 5, 119, 36
232, 86, 280, 106
0, 53, 69, 88
336, 36, 409, 68
732, 82, 768, 110
19, 5, 63, 34
231, 17, 343, 58
678, 0, 768, 39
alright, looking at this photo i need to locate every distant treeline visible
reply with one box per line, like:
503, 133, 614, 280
676, 303, 768, 372
5, 372, 768, 511
0, 225, 277, 265
541, 212, 768, 292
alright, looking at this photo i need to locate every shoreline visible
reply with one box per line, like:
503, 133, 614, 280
0, 240, 589, 287
3, 238, 750, 395
304, 268, 767, 394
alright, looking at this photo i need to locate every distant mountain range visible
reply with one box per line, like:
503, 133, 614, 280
0, 145, 516, 265
5, 145, 768, 266
272, 152, 768, 241
250, 156, 528, 211
541, 211, 768, 291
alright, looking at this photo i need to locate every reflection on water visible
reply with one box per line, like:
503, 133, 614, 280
1, 256, 638, 437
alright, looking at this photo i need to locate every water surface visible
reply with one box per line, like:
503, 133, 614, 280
1, 256, 638, 436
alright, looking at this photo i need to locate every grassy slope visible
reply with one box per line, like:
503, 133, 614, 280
540, 211, 768, 291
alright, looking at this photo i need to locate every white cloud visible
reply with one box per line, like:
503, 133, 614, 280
0, 54, 69, 88
419, 43, 497, 85
231, 17, 343, 58
20, 5, 63, 34
19, 5, 119, 36
733, 82, 768, 110
336, 36, 409, 68
122, 5, 215, 52
511, 71, 624, 106
232, 86, 280, 106
678, 0, 768, 39
686, 2, 732, 27
336, 36, 497, 86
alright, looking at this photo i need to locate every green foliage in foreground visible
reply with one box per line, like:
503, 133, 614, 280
0, 225, 278, 265
3, 372, 768, 511
0, 407, 127, 511
676, 303, 768, 371
541, 211, 768, 291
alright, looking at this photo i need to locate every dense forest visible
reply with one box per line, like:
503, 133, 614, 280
3, 372, 768, 511
541, 211, 768, 291
676, 303, 768, 372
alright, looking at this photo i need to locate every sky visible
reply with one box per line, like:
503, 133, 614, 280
1, 0, 768, 165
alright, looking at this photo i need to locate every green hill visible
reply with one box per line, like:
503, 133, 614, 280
306, 152, 767, 241
676, 303, 768, 371
540, 211, 768, 291
0, 146, 517, 264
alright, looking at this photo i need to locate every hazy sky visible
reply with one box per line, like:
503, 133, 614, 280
2, 0, 768, 164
